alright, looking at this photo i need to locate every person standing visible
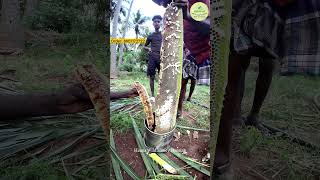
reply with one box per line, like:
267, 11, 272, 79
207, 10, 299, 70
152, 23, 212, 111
144, 15, 163, 98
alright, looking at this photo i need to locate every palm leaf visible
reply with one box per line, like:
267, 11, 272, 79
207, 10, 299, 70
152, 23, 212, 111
110, 146, 141, 180
157, 153, 193, 179
169, 148, 210, 176
43, 128, 98, 159
110, 129, 124, 180
131, 116, 157, 176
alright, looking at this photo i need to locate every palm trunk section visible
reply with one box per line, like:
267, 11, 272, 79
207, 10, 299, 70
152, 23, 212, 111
154, 4, 184, 134
209, 0, 232, 175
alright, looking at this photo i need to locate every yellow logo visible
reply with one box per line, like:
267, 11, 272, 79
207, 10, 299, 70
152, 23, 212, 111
190, 2, 209, 21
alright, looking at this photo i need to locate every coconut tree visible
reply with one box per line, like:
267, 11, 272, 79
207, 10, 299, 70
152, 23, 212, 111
111, 0, 128, 26
132, 10, 149, 52
116, 0, 134, 67
133, 10, 149, 39
110, 0, 123, 79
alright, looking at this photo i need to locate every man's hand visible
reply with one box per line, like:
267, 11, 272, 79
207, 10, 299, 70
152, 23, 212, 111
144, 46, 152, 54
172, 0, 189, 19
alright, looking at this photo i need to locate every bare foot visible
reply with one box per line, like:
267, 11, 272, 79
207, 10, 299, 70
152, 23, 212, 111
213, 167, 234, 180
176, 110, 182, 119
232, 116, 245, 128
246, 114, 270, 135
213, 155, 232, 179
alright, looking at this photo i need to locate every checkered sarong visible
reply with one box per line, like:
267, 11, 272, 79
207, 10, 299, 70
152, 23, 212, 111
232, 0, 285, 59
182, 54, 210, 85
197, 59, 210, 86
182, 55, 198, 80
280, 0, 320, 75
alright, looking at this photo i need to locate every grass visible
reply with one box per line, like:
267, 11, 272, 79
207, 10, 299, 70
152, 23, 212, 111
0, 32, 107, 92
236, 62, 320, 179
0, 160, 67, 180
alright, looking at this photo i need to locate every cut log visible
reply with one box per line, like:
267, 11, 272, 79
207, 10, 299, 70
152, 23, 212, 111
0, 83, 138, 120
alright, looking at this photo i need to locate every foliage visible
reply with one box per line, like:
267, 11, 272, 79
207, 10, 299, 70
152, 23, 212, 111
240, 126, 263, 155
133, 10, 149, 38
118, 50, 147, 72
1, 33, 107, 92
111, 0, 128, 21
0, 160, 66, 180
24, 0, 106, 33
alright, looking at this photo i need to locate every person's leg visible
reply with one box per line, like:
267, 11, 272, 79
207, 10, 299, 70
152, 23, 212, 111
147, 59, 157, 97
232, 57, 251, 127
156, 60, 161, 82
246, 58, 274, 127
214, 53, 251, 174
187, 78, 196, 101
149, 75, 155, 97
177, 78, 188, 118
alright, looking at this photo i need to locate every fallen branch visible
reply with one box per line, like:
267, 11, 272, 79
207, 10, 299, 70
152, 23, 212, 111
176, 125, 210, 132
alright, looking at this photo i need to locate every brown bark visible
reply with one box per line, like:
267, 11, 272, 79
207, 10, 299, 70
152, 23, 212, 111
0, 83, 138, 120
0, 0, 24, 55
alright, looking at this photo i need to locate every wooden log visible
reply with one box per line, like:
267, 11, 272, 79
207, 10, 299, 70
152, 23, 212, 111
0, 83, 138, 120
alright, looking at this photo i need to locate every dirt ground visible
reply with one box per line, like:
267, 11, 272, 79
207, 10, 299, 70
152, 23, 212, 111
113, 130, 211, 180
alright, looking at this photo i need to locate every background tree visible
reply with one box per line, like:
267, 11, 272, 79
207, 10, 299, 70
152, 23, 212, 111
117, 0, 134, 66
133, 10, 149, 39
110, 0, 123, 79
133, 10, 149, 52
24, 0, 39, 18
95, 0, 108, 33
0, 0, 24, 55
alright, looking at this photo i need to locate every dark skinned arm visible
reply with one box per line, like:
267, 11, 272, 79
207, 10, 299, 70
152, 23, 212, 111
144, 36, 152, 52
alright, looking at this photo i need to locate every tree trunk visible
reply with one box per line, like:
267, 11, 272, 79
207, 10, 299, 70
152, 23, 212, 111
110, 0, 123, 79
134, 32, 139, 52
24, 0, 39, 18
209, 0, 232, 175
0, 83, 138, 120
117, 0, 134, 67
154, 4, 184, 133
0, 0, 24, 55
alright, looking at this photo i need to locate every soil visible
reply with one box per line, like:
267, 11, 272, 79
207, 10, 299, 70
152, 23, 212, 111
181, 110, 197, 125
113, 130, 211, 180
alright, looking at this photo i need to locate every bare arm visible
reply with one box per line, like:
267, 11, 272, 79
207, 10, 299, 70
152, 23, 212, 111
144, 36, 152, 52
